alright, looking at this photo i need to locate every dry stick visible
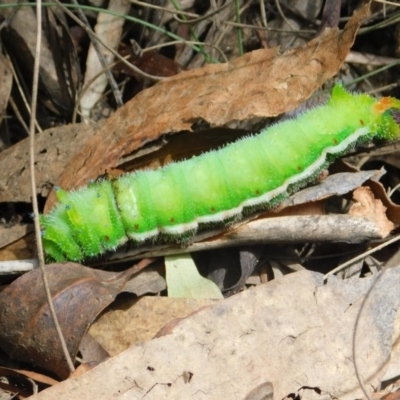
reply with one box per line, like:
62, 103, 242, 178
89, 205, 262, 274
374, 0, 400, 8
323, 233, 400, 280
7, 56, 43, 133
52, 0, 166, 82
258, 0, 268, 28
275, 0, 297, 31
130, 0, 200, 19
210, 0, 222, 30
30, 0, 75, 373
171, 1, 231, 24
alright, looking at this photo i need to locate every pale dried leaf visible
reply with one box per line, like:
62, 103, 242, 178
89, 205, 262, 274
30, 266, 400, 400
80, 0, 130, 121
349, 186, 394, 237
282, 170, 382, 208
89, 296, 217, 356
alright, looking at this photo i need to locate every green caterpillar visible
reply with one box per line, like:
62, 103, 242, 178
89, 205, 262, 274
41, 84, 400, 262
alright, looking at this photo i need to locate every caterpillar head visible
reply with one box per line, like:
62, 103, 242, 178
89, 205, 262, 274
329, 83, 400, 141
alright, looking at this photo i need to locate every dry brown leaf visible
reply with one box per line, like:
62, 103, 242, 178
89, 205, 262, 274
367, 178, 400, 226
115, 44, 185, 78
45, 1, 371, 211
329, 160, 400, 227
78, 333, 110, 365
0, 230, 35, 261
0, 261, 152, 378
243, 382, 274, 400
89, 296, 217, 356
349, 186, 394, 237
0, 225, 33, 249
0, 123, 98, 203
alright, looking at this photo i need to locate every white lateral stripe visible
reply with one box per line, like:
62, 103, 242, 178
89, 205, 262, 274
127, 127, 370, 240
160, 221, 198, 235
127, 228, 159, 242
243, 126, 370, 207
196, 206, 243, 223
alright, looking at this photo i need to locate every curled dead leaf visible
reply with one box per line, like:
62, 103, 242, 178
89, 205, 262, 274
349, 186, 394, 237
0, 261, 151, 378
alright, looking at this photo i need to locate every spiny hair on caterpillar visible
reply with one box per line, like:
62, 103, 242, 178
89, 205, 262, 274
40, 84, 400, 262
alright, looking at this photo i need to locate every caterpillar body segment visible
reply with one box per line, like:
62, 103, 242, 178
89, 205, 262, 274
41, 84, 400, 262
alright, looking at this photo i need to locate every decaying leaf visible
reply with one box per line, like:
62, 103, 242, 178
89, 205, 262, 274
0, 261, 151, 378
0, 123, 98, 203
89, 296, 217, 356
349, 186, 394, 237
114, 44, 185, 79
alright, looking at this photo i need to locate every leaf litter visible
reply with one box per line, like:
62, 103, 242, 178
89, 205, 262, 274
27, 267, 400, 400
0, 260, 153, 379
0, 0, 371, 262
2, 1, 400, 399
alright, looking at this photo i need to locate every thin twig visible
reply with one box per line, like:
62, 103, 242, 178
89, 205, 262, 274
259, 0, 268, 28
68, 0, 123, 109
52, 0, 167, 82
373, 0, 399, 8
172, 1, 231, 24
30, 0, 75, 373
323, 234, 400, 280
275, 0, 297, 30
234, 0, 244, 56
129, 0, 200, 18
7, 53, 43, 133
